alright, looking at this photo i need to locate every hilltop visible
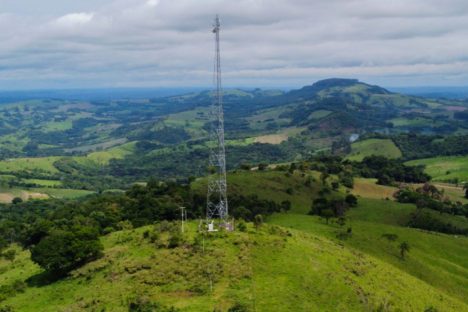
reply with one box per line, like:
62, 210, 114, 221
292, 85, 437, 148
0, 168, 467, 311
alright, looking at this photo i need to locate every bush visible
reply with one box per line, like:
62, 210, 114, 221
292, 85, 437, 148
11, 197, 23, 205
128, 296, 179, 312
30, 227, 103, 278
168, 231, 184, 248
381, 233, 398, 241
345, 194, 358, 207
237, 221, 247, 232
228, 302, 250, 312
1, 250, 15, 262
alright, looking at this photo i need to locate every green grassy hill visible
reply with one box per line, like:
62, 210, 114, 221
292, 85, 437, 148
406, 156, 468, 183
1, 218, 467, 312
346, 139, 402, 161
1, 170, 466, 311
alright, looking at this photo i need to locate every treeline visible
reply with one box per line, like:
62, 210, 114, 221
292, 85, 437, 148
353, 156, 430, 185
394, 184, 468, 217
387, 133, 468, 160
394, 183, 468, 235
305, 154, 429, 186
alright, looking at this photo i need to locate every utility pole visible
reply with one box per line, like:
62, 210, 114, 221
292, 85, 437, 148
206, 15, 229, 224
180, 206, 186, 233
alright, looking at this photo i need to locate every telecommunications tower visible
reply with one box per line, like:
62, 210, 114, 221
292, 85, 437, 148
206, 15, 229, 222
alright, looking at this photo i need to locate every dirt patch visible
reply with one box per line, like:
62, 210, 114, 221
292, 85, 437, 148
0, 193, 14, 203
22, 191, 49, 200
254, 134, 288, 144
445, 106, 467, 112
352, 179, 397, 199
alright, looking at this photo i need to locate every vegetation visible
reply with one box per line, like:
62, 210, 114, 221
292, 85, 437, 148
0, 79, 467, 310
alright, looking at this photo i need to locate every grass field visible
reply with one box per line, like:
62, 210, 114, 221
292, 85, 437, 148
346, 139, 402, 161
309, 109, 332, 120
22, 179, 62, 187
388, 117, 435, 127
192, 170, 321, 214
85, 141, 137, 165
406, 156, 468, 183
0, 157, 61, 174
352, 178, 398, 200
270, 200, 468, 308
30, 188, 94, 199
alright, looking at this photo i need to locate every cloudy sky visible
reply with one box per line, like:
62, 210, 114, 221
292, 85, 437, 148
1, 0, 468, 90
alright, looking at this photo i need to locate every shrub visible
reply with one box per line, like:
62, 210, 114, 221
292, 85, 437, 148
168, 232, 184, 248
228, 302, 249, 312
381, 233, 398, 241
345, 194, 358, 207
1, 250, 16, 262
237, 221, 247, 232
254, 215, 263, 230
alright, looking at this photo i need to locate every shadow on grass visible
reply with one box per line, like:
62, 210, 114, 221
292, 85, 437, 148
26, 271, 63, 287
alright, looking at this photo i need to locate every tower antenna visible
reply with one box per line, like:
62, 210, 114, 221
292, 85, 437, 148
206, 15, 229, 223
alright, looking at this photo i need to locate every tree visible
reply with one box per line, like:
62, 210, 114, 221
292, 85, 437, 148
399, 241, 410, 260
345, 194, 358, 207
11, 197, 23, 205
321, 209, 334, 224
257, 163, 268, 171
280, 200, 292, 212
254, 214, 263, 230
30, 227, 103, 278
331, 181, 340, 190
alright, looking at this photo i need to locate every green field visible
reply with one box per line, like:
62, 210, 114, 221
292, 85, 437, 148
85, 141, 137, 165
346, 139, 402, 161
22, 179, 62, 187
270, 200, 468, 309
0, 157, 61, 174
406, 156, 468, 183
388, 117, 435, 127
193, 170, 321, 214
309, 109, 332, 120
30, 188, 94, 199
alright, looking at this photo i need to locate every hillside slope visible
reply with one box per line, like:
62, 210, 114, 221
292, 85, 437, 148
0, 171, 467, 311
1, 222, 467, 312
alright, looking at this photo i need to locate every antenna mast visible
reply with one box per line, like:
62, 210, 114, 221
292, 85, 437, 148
207, 15, 228, 222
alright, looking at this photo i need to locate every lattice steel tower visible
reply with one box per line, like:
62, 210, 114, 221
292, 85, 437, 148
206, 15, 228, 221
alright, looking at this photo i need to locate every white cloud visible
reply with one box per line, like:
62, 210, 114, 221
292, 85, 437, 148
146, 0, 160, 7
0, 0, 468, 89
55, 12, 94, 27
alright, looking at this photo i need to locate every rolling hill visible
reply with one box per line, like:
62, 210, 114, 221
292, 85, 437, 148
0, 170, 467, 311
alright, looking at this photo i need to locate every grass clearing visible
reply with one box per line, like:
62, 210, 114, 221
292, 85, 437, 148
406, 156, 468, 183
192, 170, 320, 214
22, 179, 62, 187
31, 188, 94, 199
352, 178, 398, 200
0, 157, 61, 174
86, 141, 136, 165
309, 109, 332, 120
346, 138, 402, 161
270, 204, 468, 307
